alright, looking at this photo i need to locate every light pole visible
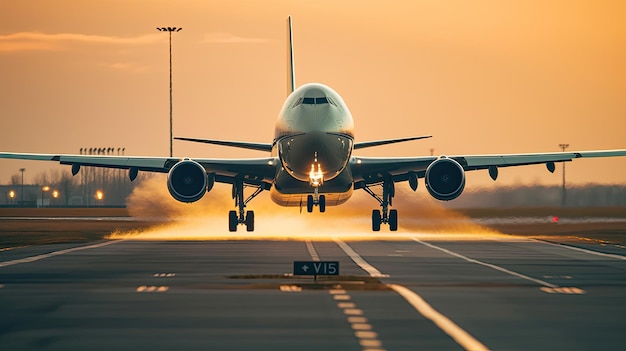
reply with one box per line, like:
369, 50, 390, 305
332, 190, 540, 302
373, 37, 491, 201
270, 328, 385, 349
41, 186, 50, 208
52, 190, 59, 207
157, 26, 182, 158
9, 190, 15, 205
559, 143, 570, 207
96, 190, 104, 206
19, 168, 25, 203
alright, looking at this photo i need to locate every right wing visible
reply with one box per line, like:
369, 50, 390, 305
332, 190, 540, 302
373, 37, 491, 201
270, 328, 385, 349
350, 149, 626, 186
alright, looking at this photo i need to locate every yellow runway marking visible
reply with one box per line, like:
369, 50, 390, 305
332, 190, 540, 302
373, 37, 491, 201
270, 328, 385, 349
338, 302, 356, 309
279, 285, 302, 292
136, 285, 169, 293
540, 287, 586, 294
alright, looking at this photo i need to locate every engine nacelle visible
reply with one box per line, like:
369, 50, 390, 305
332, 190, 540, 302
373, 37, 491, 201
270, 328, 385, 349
425, 157, 466, 201
167, 160, 212, 203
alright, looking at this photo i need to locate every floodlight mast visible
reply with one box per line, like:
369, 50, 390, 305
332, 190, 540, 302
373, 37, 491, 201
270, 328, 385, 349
156, 27, 183, 157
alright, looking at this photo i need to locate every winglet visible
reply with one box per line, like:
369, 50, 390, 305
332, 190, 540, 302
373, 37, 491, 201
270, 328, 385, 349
287, 16, 296, 95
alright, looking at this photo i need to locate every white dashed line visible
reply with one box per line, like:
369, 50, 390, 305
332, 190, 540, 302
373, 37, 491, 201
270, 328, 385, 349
330, 287, 386, 351
0, 240, 122, 268
305, 240, 320, 261
154, 273, 176, 278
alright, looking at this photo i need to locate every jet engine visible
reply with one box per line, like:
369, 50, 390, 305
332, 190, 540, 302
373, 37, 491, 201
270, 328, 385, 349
167, 160, 212, 203
425, 157, 466, 201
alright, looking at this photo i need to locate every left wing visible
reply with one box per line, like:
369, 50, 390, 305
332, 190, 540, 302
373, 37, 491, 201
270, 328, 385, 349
351, 149, 626, 184
174, 137, 273, 152
0, 152, 278, 185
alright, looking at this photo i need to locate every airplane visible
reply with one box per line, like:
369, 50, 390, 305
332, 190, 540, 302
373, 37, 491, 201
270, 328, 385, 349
1, 17, 626, 232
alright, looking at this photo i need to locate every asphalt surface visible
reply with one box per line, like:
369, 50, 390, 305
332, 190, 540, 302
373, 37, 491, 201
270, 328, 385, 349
1, 234, 625, 350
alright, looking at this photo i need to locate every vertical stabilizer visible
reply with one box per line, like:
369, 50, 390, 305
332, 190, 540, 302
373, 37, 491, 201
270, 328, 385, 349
287, 16, 296, 95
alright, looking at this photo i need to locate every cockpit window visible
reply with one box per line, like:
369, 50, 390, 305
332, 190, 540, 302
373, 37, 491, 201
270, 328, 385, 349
293, 96, 338, 107
301, 97, 332, 105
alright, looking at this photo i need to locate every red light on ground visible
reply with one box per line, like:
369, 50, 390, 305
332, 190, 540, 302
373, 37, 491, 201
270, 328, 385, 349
552, 216, 559, 223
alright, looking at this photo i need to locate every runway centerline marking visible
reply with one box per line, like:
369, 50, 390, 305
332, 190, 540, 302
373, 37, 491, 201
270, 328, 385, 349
412, 237, 559, 288
333, 239, 388, 277
0, 240, 122, 268
330, 286, 386, 351
334, 239, 490, 350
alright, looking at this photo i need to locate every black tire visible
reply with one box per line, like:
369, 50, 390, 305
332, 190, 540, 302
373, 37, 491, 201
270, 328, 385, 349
228, 210, 238, 232
245, 211, 255, 232
319, 195, 326, 213
307, 195, 314, 213
389, 209, 398, 231
372, 210, 381, 231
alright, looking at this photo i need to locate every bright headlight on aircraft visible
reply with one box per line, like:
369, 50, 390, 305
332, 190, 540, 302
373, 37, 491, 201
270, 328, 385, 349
309, 163, 324, 187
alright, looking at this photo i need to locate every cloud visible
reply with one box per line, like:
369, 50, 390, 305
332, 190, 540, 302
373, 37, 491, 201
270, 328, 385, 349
202, 32, 270, 44
0, 32, 163, 52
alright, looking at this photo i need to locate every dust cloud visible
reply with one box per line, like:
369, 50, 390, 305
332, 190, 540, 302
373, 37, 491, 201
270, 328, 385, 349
107, 174, 505, 241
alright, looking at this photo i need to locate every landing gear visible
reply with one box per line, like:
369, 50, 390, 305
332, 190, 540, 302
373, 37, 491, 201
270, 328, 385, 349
364, 176, 398, 231
306, 189, 326, 213
228, 177, 264, 232
372, 210, 381, 231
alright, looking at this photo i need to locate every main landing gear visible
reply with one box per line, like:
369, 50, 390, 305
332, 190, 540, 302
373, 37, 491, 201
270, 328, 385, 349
229, 177, 264, 232
306, 187, 326, 213
363, 177, 398, 231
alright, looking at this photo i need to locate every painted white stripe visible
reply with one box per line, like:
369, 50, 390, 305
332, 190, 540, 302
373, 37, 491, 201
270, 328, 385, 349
305, 240, 320, 261
0, 240, 121, 268
389, 284, 489, 351
333, 239, 388, 277
538, 240, 626, 260
412, 237, 558, 288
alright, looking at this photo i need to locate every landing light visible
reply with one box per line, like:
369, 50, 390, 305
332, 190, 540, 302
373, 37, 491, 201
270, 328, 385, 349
309, 163, 324, 187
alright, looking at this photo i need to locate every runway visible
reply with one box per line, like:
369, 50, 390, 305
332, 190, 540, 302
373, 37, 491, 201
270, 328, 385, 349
1, 234, 625, 350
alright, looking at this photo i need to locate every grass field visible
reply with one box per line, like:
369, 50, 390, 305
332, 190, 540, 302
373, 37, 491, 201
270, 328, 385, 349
1, 207, 625, 248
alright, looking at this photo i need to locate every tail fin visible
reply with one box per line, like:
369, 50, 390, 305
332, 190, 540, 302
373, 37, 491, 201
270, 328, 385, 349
287, 16, 296, 95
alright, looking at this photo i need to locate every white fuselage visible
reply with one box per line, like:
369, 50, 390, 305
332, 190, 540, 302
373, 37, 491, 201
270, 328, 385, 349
270, 83, 355, 206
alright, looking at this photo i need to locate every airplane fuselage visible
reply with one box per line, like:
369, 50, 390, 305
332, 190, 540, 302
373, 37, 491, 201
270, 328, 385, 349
270, 83, 355, 207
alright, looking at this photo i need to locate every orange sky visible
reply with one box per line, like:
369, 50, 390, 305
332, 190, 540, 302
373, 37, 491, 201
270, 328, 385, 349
1, 0, 625, 188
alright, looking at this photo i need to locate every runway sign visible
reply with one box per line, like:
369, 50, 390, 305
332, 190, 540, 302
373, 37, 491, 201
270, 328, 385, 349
293, 261, 339, 276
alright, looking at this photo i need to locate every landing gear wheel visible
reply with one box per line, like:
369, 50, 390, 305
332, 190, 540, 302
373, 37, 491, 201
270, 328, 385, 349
372, 210, 381, 231
245, 211, 255, 232
228, 210, 238, 232
306, 195, 314, 213
319, 195, 326, 213
389, 209, 398, 231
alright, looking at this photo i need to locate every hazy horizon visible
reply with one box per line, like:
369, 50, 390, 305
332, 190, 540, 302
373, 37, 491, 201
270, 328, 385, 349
1, 1, 625, 188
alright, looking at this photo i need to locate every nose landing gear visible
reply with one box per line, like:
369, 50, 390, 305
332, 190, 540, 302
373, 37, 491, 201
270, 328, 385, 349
306, 189, 326, 213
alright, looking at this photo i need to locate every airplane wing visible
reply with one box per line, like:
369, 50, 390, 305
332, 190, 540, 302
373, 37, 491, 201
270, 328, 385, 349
353, 135, 432, 149
351, 149, 626, 184
0, 152, 278, 185
174, 137, 273, 152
